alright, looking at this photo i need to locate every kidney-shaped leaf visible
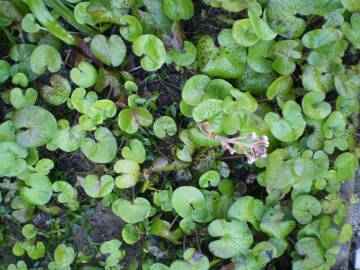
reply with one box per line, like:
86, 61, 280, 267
112, 197, 152, 224
30, 45, 61, 75
208, 219, 253, 259
292, 194, 321, 225
132, 34, 166, 71
80, 174, 114, 198
0, 142, 28, 177
91, 34, 126, 67
265, 101, 306, 142
13, 106, 58, 148
20, 173, 52, 205
302, 92, 331, 120
80, 127, 117, 163
171, 186, 206, 220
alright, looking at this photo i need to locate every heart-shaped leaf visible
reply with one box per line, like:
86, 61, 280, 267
208, 219, 253, 259
91, 34, 126, 67
52, 181, 75, 204
265, 101, 306, 142
70, 61, 98, 88
80, 174, 114, 198
112, 197, 152, 224
153, 116, 177, 138
80, 127, 117, 163
119, 15, 143, 41
20, 173, 52, 205
171, 186, 206, 220
132, 34, 166, 71
41, 75, 71, 105
0, 142, 28, 177
54, 244, 75, 267
30, 45, 61, 75
114, 159, 140, 189
121, 139, 146, 163
302, 92, 331, 120
163, 0, 194, 20
118, 107, 153, 134
13, 106, 58, 148
292, 194, 321, 225
10, 87, 37, 109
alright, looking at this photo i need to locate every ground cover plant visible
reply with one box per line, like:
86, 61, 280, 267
0, 0, 360, 269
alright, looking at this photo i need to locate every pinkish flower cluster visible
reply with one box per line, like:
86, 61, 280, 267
199, 123, 269, 164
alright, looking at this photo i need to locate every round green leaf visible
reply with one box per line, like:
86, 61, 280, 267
80, 127, 117, 163
121, 139, 146, 164
265, 101, 306, 142
52, 181, 75, 203
164, 0, 194, 20
302, 92, 331, 120
232, 19, 259, 47
20, 173, 52, 205
335, 152, 359, 181
292, 194, 321, 225
54, 244, 75, 267
13, 106, 58, 148
91, 34, 126, 67
199, 170, 220, 188
132, 34, 167, 71
41, 75, 71, 105
81, 174, 114, 198
70, 61, 98, 88
118, 107, 153, 134
0, 142, 28, 177
168, 41, 197, 66
208, 219, 253, 259
153, 116, 177, 138
21, 13, 40, 33
112, 197, 152, 224
119, 15, 143, 42
171, 186, 206, 219
114, 159, 140, 189
30, 45, 61, 75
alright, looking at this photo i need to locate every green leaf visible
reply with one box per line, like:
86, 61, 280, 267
302, 64, 335, 93
322, 111, 346, 139
228, 196, 264, 229
171, 186, 206, 220
342, 14, 360, 47
265, 101, 306, 142
80, 174, 114, 198
232, 19, 259, 47
199, 170, 220, 188
54, 244, 75, 267
339, 223, 352, 243
91, 34, 126, 67
52, 181, 75, 204
197, 29, 247, 78
13, 106, 58, 148
114, 159, 140, 189
266, 75, 293, 100
269, 40, 302, 75
132, 34, 166, 71
153, 116, 177, 138
47, 120, 86, 152
22, 224, 38, 239
168, 41, 197, 66
0, 60, 10, 83
20, 173, 52, 205
10, 88, 37, 109
119, 15, 143, 41
247, 40, 274, 74
70, 61, 98, 88
41, 75, 71, 105
266, 0, 306, 39
80, 127, 117, 163
118, 107, 153, 134
30, 45, 62, 75
248, 2, 276, 41
181, 74, 211, 106
121, 139, 146, 163
292, 194, 321, 225
302, 28, 342, 49
21, 14, 41, 33
208, 219, 253, 259
341, 0, 360, 12
163, 0, 194, 20
335, 152, 359, 181
192, 99, 223, 123
112, 197, 152, 224
302, 92, 331, 120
